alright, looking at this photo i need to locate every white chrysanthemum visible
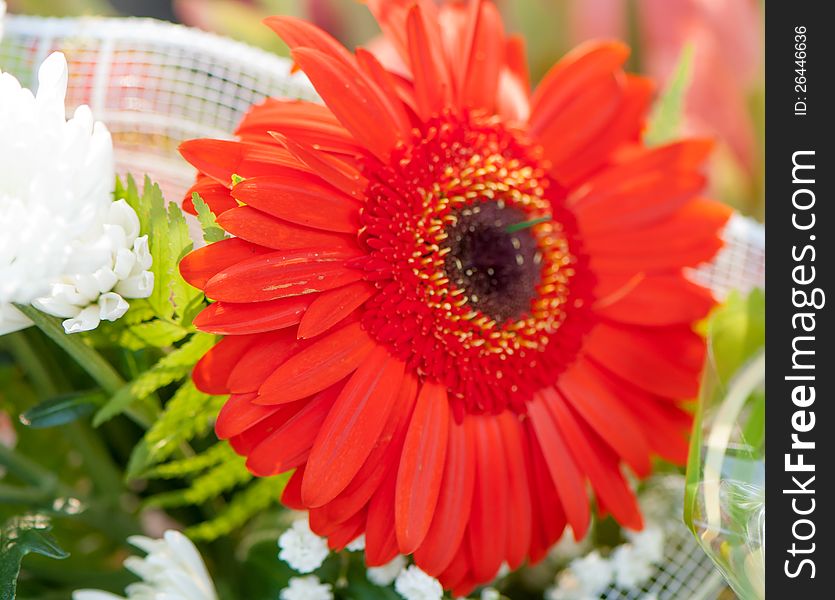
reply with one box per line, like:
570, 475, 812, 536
394, 566, 443, 600
280, 576, 334, 600
278, 516, 330, 573
0, 52, 152, 336
73, 530, 217, 600
367, 555, 407, 586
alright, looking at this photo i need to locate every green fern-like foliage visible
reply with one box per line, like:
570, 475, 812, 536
104, 176, 287, 542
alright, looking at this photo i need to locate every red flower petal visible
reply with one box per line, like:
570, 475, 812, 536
558, 358, 653, 477
319, 371, 417, 525
182, 176, 237, 216
192, 334, 255, 394
406, 4, 453, 120
395, 381, 450, 553
596, 369, 693, 464
216, 206, 357, 251
584, 323, 705, 399
216, 392, 300, 440
467, 416, 509, 583
355, 48, 413, 134
204, 248, 364, 303
496, 35, 531, 122
460, 0, 504, 113
530, 40, 630, 136
298, 282, 377, 340
325, 510, 367, 551
595, 274, 716, 326
179, 139, 309, 186
194, 298, 310, 336
226, 330, 300, 393
246, 385, 339, 476
365, 472, 399, 566
544, 387, 642, 529
290, 47, 406, 160
437, 547, 470, 594
528, 394, 590, 538
302, 347, 406, 506
524, 419, 568, 563
257, 321, 375, 404
552, 75, 654, 185
231, 176, 361, 234
574, 171, 706, 236
179, 238, 273, 290
496, 412, 533, 569
271, 132, 369, 199
413, 417, 475, 574
263, 15, 356, 68
236, 99, 365, 156
282, 467, 306, 510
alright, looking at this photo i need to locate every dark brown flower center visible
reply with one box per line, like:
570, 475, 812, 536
442, 201, 542, 324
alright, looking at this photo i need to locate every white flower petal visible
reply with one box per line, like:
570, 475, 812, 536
35, 52, 69, 111
0, 52, 150, 336
611, 544, 655, 590
98, 292, 129, 322
568, 550, 614, 596
394, 566, 443, 600
367, 555, 406, 586
278, 517, 330, 574
113, 247, 137, 279
108, 199, 141, 242
133, 236, 153, 271
115, 271, 154, 299
32, 295, 82, 319
346, 534, 365, 552
72, 591, 126, 600
0, 302, 33, 335
62, 305, 101, 334
280, 576, 333, 600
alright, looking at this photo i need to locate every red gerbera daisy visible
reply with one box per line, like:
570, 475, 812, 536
179, 0, 730, 594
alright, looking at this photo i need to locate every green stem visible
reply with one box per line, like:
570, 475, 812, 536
3, 332, 59, 397
0, 483, 53, 505
0, 444, 64, 493
13, 305, 153, 428
14, 304, 124, 394
505, 215, 551, 233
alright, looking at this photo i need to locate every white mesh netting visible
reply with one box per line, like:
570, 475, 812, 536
1, 15, 764, 600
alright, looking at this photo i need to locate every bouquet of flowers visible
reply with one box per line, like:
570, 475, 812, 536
0, 2, 765, 599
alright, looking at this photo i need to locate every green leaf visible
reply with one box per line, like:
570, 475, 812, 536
145, 458, 252, 508
19, 391, 104, 429
143, 443, 237, 480
1, 515, 68, 600
186, 476, 288, 542
146, 177, 175, 319
168, 202, 199, 321
121, 319, 189, 350
128, 381, 223, 477
192, 193, 228, 243
645, 44, 694, 146
93, 333, 216, 426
